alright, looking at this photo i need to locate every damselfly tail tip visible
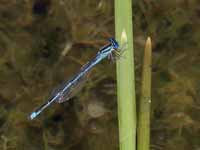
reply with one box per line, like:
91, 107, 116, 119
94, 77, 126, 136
28, 112, 37, 120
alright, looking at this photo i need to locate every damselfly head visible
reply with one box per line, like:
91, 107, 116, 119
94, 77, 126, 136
108, 38, 119, 49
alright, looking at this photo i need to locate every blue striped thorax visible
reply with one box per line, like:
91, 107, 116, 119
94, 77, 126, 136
97, 38, 119, 60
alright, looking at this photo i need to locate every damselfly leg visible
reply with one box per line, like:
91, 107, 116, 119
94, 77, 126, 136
107, 42, 128, 61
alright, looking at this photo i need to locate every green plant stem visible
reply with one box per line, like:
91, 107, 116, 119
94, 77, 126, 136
137, 37, 152, 150
115, 0, 136, 150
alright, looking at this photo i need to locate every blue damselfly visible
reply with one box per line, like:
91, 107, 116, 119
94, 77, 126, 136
29, 38, 120, 120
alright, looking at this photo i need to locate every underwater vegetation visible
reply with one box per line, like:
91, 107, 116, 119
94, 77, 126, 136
0, 0, 199, 150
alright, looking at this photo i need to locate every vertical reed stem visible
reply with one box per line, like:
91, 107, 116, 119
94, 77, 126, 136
137, 37, 152, 150
115, 0, 136, 150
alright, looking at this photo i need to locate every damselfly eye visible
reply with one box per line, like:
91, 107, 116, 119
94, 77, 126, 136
108, 38, 119, 49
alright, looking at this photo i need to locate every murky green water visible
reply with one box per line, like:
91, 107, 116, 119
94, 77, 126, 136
0, 0, 199, 150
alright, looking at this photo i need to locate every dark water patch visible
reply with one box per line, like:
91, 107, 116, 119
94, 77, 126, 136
51, 114, 63, 122
154, 37, 171, 52
0, 106, 7, 127
195, 8, 200, 18
177, 23, 193, 40
32, 0, 51, 16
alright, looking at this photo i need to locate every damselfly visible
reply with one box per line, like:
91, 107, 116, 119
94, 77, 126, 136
29, 38, 121, 120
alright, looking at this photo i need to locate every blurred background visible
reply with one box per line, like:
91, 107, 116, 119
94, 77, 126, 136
0, 0, 199, 150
